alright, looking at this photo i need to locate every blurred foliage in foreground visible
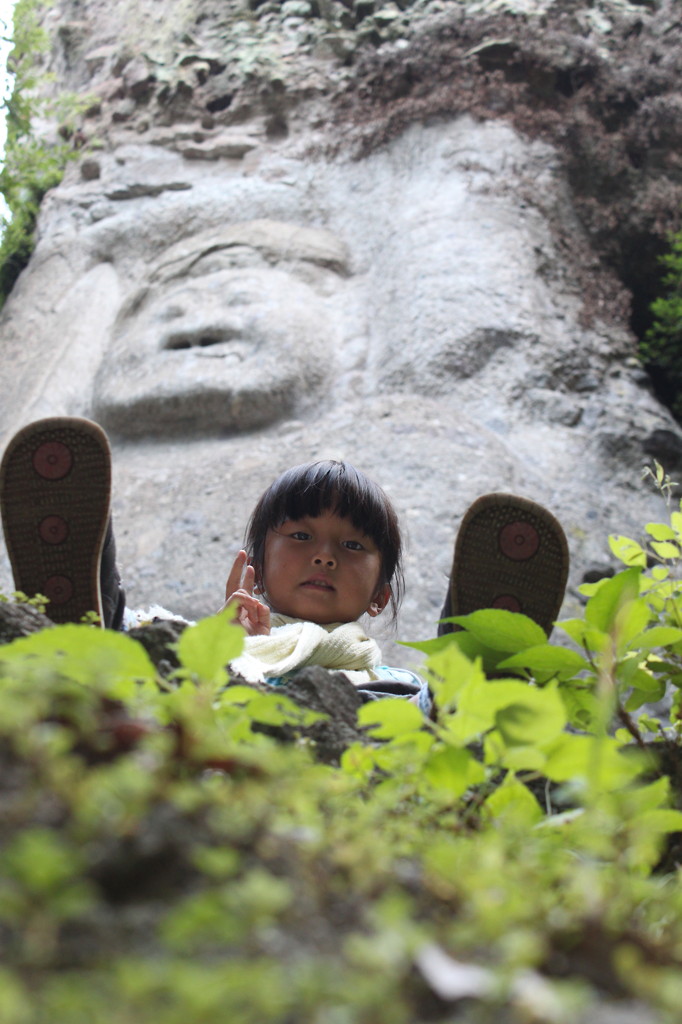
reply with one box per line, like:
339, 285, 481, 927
5, 483, 682, 1020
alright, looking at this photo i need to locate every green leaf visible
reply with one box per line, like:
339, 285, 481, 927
422, 746, 484, 800
426, 643, 482, 710
636, 714, 664, 735
484, 773, 543, 826
1, 827, 84, 895
499, 743, 546, 773
497, 644, 589, 681
440, 631, 509, 677
623, 776, 669, 814
447, 678, 566, 746
400, 634, 457, 656
645, 522, 677, 541
340, 742, 378, 777
243, 693, 322, 727
406, 632, 512, 682
625, 666, 663, 696
629, 626, 682, 650
651, 541, 680, 560
493, 682, 567, 748
220, 686, 325, 727
446, 609, 547, 653
557, 618, 609, 653
623, 666, 666, 709
558, 684, 601, 732
177, 610, 244, 685
608, 535, 647, 568
542, 734, 596, 783
220, 684, 264, 703
584, 568, 641, 632
543, 733, 642, 788
634, 809, 682, 835
357, 698, 424, 739
579, 579, 608, 599
193, 846, 241, 880
0, 967, 31, 1022
614, 597, 651, 653
0, 625, 156, 697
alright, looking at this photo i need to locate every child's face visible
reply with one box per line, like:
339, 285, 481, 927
262, 510, 390, 625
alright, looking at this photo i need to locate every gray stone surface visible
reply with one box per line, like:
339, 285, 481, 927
1, 0, 681, 665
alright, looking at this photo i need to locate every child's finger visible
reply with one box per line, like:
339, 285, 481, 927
256, 601, 271, 632
221, 588, 270, 635
224, 550, 248, 600
241, 563, 256, 595
223, 589, 264, 617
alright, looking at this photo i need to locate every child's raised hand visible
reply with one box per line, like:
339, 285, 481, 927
222, 549, 271, 635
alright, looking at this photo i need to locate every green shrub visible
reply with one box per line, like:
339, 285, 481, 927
0, 0, 89, 307
640, 230, 682, 418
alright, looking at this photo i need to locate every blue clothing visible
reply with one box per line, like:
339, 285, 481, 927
365, 666, 432, 716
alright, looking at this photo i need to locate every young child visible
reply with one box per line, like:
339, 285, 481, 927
217, 459, 431, 709
0, 417, 569, 711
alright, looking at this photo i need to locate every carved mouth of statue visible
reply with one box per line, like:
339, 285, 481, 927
163, 329, 246, 360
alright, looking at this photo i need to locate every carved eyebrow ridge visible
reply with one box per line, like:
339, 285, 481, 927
149, 220, 351, 285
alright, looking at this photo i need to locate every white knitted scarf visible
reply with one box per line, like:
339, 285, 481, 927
230, 613, 383, 685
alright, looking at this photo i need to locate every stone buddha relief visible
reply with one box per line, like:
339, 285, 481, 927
92, 220, 349, 437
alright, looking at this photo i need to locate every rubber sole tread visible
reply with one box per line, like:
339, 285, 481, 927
0, 417, 111, 625
449, 492, 569, 637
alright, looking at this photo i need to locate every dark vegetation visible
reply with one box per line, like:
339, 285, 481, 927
640, 231, 682, 419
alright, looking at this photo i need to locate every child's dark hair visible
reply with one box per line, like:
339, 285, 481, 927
245, 460, 404, 619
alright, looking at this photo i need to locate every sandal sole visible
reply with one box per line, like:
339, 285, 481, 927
449, 493, 569, 636
0, 417, 111, 625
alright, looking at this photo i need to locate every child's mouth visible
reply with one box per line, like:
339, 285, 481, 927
301, 578, 335, 591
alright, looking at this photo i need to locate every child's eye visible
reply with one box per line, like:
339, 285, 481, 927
290, 531, 311, 541
343, 540, 364, 551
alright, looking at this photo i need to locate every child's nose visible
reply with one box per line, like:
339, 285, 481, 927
313, 552, 336, 569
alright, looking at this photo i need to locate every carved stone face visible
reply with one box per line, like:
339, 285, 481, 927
92, 219, 349, 437
0, 119, 589, 443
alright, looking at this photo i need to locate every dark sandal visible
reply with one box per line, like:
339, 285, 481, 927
0, 417, 112, 625
442, 493, 569, 637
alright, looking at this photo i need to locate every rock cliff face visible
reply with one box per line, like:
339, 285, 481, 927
1, 0, 682, 655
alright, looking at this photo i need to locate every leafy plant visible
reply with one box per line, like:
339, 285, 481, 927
2, 527, 682, 1019
640, 229, 682, 418
0, 588, 48, 612
0, 0, 92, 306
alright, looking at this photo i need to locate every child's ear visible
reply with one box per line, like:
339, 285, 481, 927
367, 584, 391, 618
